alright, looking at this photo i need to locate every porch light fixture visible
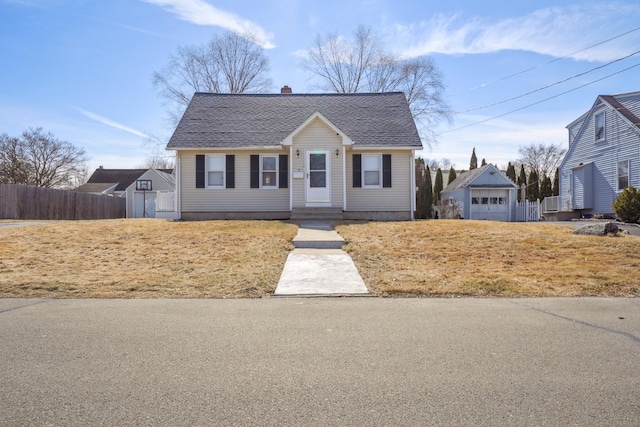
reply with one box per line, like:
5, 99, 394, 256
335, 148, 340, 157
296, 149, 300, 158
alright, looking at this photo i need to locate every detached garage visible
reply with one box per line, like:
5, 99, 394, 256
441, 164, 518, 221
124, 169, 177, 219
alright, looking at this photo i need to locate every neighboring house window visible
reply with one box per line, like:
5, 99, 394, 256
363, 154, 381, 187
261, 155, 277, 188
618, 160, 629, 191
352, 154, 392, 188
595, 112, 605, 141
195, 154, 234, 189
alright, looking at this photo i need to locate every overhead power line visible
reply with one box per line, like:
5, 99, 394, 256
442, 62, 640, 134
448, 25, 640, 97
454, 49, 640, 114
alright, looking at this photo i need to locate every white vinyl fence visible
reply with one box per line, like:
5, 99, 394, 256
515, 200, 540, 222
156, 191, 175, 212
542, 196, 559, 213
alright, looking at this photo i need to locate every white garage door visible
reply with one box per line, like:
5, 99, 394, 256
470, 189, 509, 221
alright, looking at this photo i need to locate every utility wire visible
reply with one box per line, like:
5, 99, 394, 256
441, 62, 640, 134
454, 49, 640, 114
448, 25, 640, 97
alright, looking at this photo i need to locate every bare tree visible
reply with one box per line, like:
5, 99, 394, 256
140, 156, 175, 170
422, 157, 452, 171
0, 134, 29, 184
0, 127, 88, 189
302, 25, 452, 146
153, 31, 272, 123
517, 143, 566, 182
305, 26, 382, 93
142, 134, 175, 170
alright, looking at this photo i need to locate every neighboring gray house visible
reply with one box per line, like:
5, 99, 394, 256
440, 164, 518, 221
557, 91, 640, 216
166, 89, 423, 220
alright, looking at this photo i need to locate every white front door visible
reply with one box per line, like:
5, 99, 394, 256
305, 150, 331, 206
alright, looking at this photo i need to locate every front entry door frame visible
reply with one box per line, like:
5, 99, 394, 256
305, 150, 331, 207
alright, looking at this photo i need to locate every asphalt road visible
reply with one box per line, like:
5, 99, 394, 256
1, 298, 638, 426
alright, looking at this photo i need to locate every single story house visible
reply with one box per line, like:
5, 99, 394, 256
556, 90, 640, 216
166, 89, 423, 220
77, 167, 176, 218
440, 164, 518, 221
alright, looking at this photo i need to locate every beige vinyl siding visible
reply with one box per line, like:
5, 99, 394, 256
291, 118, 344, 208
346, 150, 412, 211
180, 151, 289, 212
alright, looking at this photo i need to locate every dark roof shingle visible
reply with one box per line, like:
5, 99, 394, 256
167, 92, 423, 149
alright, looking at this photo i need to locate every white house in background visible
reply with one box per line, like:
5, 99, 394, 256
124, 169, 177, 219
556, 90, 640, 216
440, 164, 518, 221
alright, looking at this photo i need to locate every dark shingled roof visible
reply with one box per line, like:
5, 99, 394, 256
86, 168, 173, 192
443, 164, 516, 193
166, 92, 423, 149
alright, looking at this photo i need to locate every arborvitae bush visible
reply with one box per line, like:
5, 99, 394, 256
434, 168, 444, 202
447, 166, 457, 184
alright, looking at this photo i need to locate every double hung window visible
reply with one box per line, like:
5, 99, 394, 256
618, 160, 629, 191
207, 155, 225, 188
362, 154, 381, 188
261, 155, 277, 188
595, 112, 605, 142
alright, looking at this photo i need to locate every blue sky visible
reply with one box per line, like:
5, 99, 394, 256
1, 0, 640, 172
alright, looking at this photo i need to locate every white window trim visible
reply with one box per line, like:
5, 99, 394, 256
206, 154, 225, 189
260, 154, 278, 189
362, 154, 382, 189
595, 111, 605, 142
617, 159, 629, 192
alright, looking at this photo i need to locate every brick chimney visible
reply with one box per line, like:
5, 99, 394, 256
280, 85, 292, 94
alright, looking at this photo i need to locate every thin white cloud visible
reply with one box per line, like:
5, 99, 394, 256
76, 108, 151, 139
143, 0, 275, 49
395, 3, 640, 62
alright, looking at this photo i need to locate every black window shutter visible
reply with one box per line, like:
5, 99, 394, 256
250, 155, 259, 188
195, 154, 205, 188
383, 154, 392, 188
279, 154, 288, 189
353, 154, 362, 188
225, 155, 235, 189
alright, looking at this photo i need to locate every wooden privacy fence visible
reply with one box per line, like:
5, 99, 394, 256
0, 184, 126, 220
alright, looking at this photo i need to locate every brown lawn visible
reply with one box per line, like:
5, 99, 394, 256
336, 220, 640, 297
1, 219, 639, 298
0, 219, 297, 298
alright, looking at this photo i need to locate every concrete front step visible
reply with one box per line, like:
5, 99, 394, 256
292, 227, 345, 249
290, 207, 343, 220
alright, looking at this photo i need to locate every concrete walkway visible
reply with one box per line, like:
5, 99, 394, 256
275, 221, 369, 296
